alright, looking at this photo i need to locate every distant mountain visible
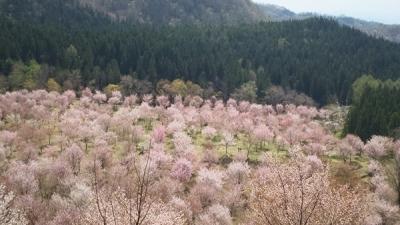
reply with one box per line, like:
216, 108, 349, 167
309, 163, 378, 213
0, 0, 111, 27
257, 3, 400, 43
257, 3, 295, 21
0, 0, 266, 25
335, 17, 400, 43
78, 0, 266, 25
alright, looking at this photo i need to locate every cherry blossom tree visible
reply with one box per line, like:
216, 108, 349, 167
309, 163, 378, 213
171, 158, 193, 183
196, 204, 232, 225
34, 159, 72, 199
252, 124, 274, 151
344, 134, 364, 155
368, 161, 400, 224
0, 131, 17, 157
338, 140, 356, 162
107, 91, 122, 105
173, 132, 192, 155
202, 126, 217, 139
249, 155, 366, 225
221, 131, 235, 156
80, 188, 185, 225
303, 143, 326, 157
0, 185, 27, 225
364, 136, 392, 159
6, 162, 38, 195
371, 140, 400, 207
152, 126, 166, 144
226, 161, 250, 185
170, 197, 192, 221
188, 168, 225, 214
123, 95, 138, 107
93, 91, 107, 104
156, 95, 170, 108
61, 144, 84, 175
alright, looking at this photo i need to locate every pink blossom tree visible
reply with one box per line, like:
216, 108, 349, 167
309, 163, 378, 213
61, 144, 84, 175
93, 91, 107, 104
80, 188, 185, 225
226, 161, 250, 185
6, 162, 38, 195
107, 91, 122, 105
252, 125, 274, 150
0, 131, 17, 157
171, 158, 193, 183
173, 132, 192, 156
338, 140, 356, 162
88, 146, 185, 225
202, 126, 217, 140
188, 168, 225, 214
303, 143, 326, 156
196, 204, 232, 225
249, 155, 366, 225
152, 125, 166, 144
123, 95, 138, 107
221, 131, 235, 156
344, 134, 364, 155
156, 95, 170, 108
364, 136, 391, 159
0, 185, 27, 225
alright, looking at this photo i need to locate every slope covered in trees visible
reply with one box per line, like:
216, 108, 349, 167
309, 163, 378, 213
1, 16, 400, 104
1, 89, 400, 224
78, 0, 266, 24
0, 0, 265, 26
0, 0, 111, 28
345, 75, 400, 140
257, 3, 400, 43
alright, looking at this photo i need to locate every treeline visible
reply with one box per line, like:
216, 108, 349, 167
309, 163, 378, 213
0, 0, 111, 28
345, 75, 400, 140
1, 3, 400, 104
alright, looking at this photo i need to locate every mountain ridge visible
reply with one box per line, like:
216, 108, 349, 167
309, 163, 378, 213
257, 3, 400, 43
3, 0, 398, 43
77, 0, 266, 25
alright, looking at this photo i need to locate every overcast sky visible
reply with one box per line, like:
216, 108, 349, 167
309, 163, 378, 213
252, 0, 399, 24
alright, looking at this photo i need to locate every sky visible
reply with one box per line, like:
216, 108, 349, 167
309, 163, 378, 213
252, 0, 400, 24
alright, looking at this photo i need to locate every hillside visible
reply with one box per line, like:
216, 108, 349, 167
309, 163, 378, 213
0, 0, 265, 25
0, 0, 111, 27
78, 0, 266, 24
257, 3, 295, 21
0, 61, 398, 225
2, 0, 397, 42
257, 3, 400, 43
1, 0, 400, 105
2, 16, 400, 105
1, 1, 400, 224
0, 88, 383, 225
337, 17, 400, 43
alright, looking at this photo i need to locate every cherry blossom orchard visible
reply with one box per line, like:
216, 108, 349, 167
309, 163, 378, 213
0, 89, 399, 225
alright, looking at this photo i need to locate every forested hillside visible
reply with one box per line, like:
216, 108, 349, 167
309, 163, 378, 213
336, 17, 400, 43
257, 3, 296, 21
0, 0, 111, 27
345, 75, 400, 140
0, 0, 265, 25
258, 3, 400, 43
1, 14, 400, 104
79, 0, 266, 24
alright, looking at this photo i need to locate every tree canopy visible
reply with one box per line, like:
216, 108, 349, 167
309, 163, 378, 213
345, 75, 400, 140
1, 1, 400, 104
